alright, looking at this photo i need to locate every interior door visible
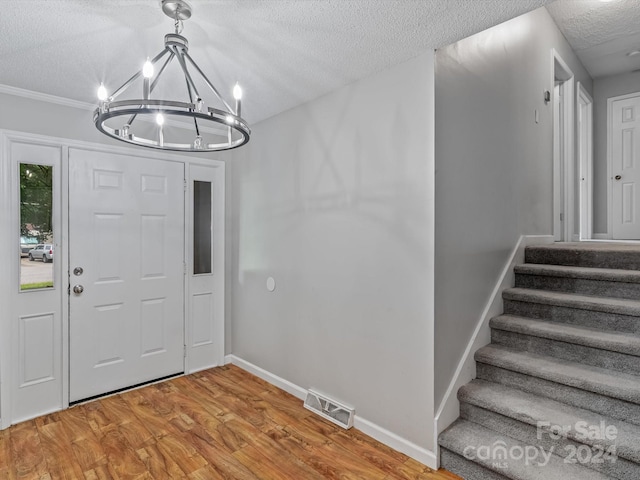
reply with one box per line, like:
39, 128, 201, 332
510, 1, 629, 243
69, 148, 185, 402
612, 93, 640, 239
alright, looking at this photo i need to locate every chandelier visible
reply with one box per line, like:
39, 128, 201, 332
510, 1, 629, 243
93, 0, 250, 152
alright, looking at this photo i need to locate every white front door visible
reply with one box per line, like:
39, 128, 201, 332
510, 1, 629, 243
612, 93, 640, 239
69, 148, 185, 402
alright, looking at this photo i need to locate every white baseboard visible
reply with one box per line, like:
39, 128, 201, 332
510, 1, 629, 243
353, 416, 438, 467
433, 235, 554, 454
224, 354, 438, 469
225, 354, 307, 400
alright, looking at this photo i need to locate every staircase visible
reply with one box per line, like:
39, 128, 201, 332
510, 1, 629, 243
439, 243, 640, 480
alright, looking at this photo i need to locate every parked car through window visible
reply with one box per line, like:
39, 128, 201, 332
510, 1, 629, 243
28, 244, 54, 263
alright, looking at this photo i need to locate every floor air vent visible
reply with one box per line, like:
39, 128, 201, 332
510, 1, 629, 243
304, 389, 355, 429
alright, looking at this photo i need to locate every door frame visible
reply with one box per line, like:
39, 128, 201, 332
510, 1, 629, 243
577, 82, 593, 240
607, 91, 640, 239
0, 132, 11, 428
551, 49, 575, 242
0, 129, 225, 428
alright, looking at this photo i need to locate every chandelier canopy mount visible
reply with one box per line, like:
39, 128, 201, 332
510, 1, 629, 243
161, 0, 192, 21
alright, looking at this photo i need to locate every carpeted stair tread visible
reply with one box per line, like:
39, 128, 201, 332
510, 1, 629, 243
458, 379, 640, 463
525, 243, 640, 270
476, 362, 640, 427
439, 419, 613, 480
503, 288, 640, 316
515, 263, 640, 283
528, 243, 640, 252
490, 315, 640, 356
475, 344, 640, 404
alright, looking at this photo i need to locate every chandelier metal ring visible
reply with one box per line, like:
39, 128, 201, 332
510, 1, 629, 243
94, 101, 250, 152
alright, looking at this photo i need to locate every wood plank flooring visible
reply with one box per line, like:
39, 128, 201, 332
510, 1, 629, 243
0, 365, 461, 480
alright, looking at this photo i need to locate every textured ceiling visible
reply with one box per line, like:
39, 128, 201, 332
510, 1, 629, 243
547, 0, 640, 78
0, 0, 551, 124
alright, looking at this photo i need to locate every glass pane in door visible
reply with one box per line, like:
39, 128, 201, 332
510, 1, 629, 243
20, 163, 54, 290
193, 180, 212, 275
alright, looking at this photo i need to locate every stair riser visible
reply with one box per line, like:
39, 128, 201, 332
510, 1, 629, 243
491, 329, 640, 376
440, 448, 511, 480
476, 363, 640, 428
515, 274, 640, 300
460, 403, 638, 479
503, 300, 640, 334
525, 248, 640, 270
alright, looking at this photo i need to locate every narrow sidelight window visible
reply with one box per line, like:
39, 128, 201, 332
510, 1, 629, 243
193, 180, 212, 274
20, 164, 54, 290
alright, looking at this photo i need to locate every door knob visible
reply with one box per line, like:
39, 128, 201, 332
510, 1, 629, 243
73, 285, 84, 294
615, 175, 622, 180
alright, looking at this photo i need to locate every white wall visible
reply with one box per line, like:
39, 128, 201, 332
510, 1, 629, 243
592, 70, 640, 234
434, 7, 592, 408
226, 52, 435, 452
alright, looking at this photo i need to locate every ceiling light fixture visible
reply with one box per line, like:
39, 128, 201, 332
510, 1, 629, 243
94, 0, 250, 152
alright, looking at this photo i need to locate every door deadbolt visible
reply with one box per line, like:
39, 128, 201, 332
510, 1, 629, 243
73, 285, 84, 294
73, 266, 84, 276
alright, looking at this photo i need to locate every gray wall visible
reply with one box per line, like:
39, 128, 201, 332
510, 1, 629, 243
0, 92, 118, 145
434, 7, 592, 407
226, 52, 435, 450
592, 70, 640, 234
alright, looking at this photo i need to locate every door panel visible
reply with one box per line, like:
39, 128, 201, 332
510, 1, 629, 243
187, 164, 224, 371
612, 94, 640, 239
9, 142, 63, 424
69, 148, 184, 402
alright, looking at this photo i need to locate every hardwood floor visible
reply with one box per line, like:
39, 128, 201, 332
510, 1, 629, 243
0, 365, 461, 480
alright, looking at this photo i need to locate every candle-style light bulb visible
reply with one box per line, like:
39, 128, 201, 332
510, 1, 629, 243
233, 83, 242, 100
97, 83, 108, 101
142, 58, 154, 100
156, 113, 164, 147
233, 83, 242, 117
142, 58, 154, 79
